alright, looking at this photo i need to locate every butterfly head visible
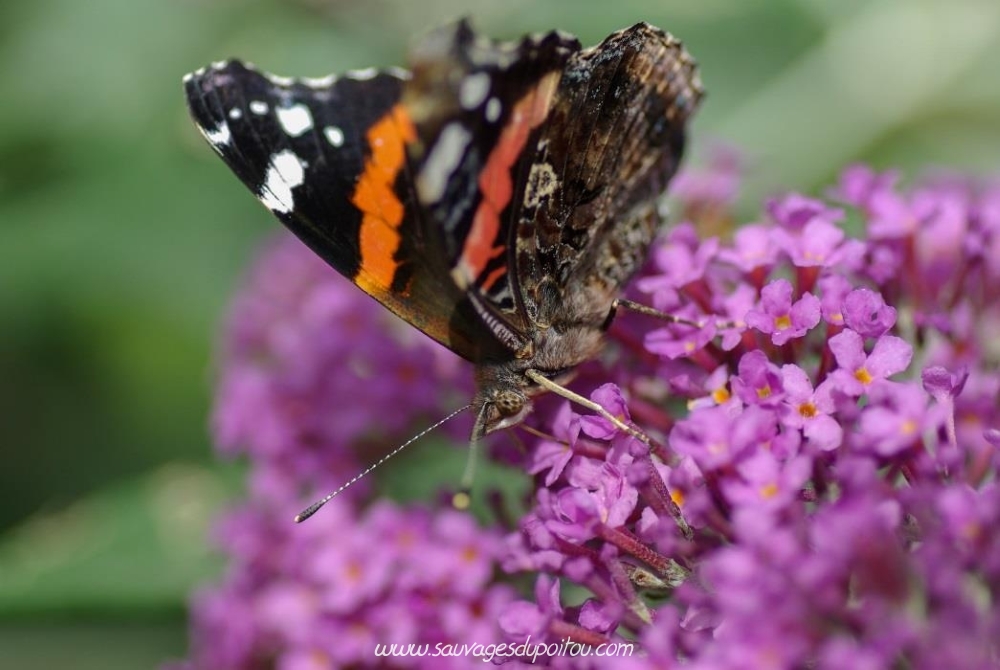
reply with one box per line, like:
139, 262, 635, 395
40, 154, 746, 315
471, 364, 532, 441
471, 357, 585, 440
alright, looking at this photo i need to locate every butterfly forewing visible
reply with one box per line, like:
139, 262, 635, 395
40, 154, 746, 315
186, 63, 401, 276
185, 61, 512, 362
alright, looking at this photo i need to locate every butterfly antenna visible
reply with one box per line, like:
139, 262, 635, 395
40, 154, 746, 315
613, 298, 738, 330
294, 404, 473, 523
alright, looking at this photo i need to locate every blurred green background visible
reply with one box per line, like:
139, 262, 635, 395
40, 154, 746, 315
1, 0, 998, 666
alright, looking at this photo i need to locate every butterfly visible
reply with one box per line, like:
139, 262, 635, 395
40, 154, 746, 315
184, 20, 702, 511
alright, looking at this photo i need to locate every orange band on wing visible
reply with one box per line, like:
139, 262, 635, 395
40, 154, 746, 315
352, 104, 416, 293
454, 72, 560, 289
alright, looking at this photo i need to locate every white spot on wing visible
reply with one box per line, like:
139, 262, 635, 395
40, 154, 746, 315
276, 104, 314, 137
211, 60, 229, 70
249, 100, 269, 115
485, 97, 501, 122
203, 121, 231, 147
184, 67, 205, 85
302, 74, 337, 88
346, 67, 378, 81
416, 123, 470, 203
386, 66, 411, 80
459, 72, 490, 110
258, 150, 305, 214
324, 126, 344, 147
228, 107, 242, 120
525, 162, 558, 208
265, 72, 295, 86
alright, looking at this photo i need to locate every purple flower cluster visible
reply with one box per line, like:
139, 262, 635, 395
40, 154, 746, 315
177, 236, 508, 669
181, 499, 514, 669
502, 161, 1000, 667
179, 159, 1000, 668
210, 235, 468, 505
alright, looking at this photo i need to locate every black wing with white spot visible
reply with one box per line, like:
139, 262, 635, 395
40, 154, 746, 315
185, 61, 403, 279
184, 61, 513, 362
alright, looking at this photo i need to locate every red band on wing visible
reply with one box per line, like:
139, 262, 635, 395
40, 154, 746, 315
453, 72, 560, 290
352, 105, 417, 294
480, 263, 508, 292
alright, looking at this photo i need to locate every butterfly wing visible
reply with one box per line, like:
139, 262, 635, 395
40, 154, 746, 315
401, 20, 581, 354
184, 60, 512, 362
514, 23, 704, 327
184, 22, 700, 366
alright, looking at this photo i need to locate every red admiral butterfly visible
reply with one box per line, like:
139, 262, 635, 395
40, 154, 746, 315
185, 21, 702, 513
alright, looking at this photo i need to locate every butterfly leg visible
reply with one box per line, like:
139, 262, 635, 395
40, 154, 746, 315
525, 369, 654, 447
608, 298, 731, 329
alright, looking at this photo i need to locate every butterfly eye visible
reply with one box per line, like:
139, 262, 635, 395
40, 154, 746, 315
494, 389, 526, 418
476, 388, 532, 439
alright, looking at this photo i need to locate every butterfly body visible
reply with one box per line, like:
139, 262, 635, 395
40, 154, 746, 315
185, 20, 702, 441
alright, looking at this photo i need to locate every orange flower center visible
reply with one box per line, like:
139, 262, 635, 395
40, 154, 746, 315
670, 489, 685, 507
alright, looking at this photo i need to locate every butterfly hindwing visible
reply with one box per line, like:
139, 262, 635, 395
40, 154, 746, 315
184, 61, 512, 362
515, 23, 703, 327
